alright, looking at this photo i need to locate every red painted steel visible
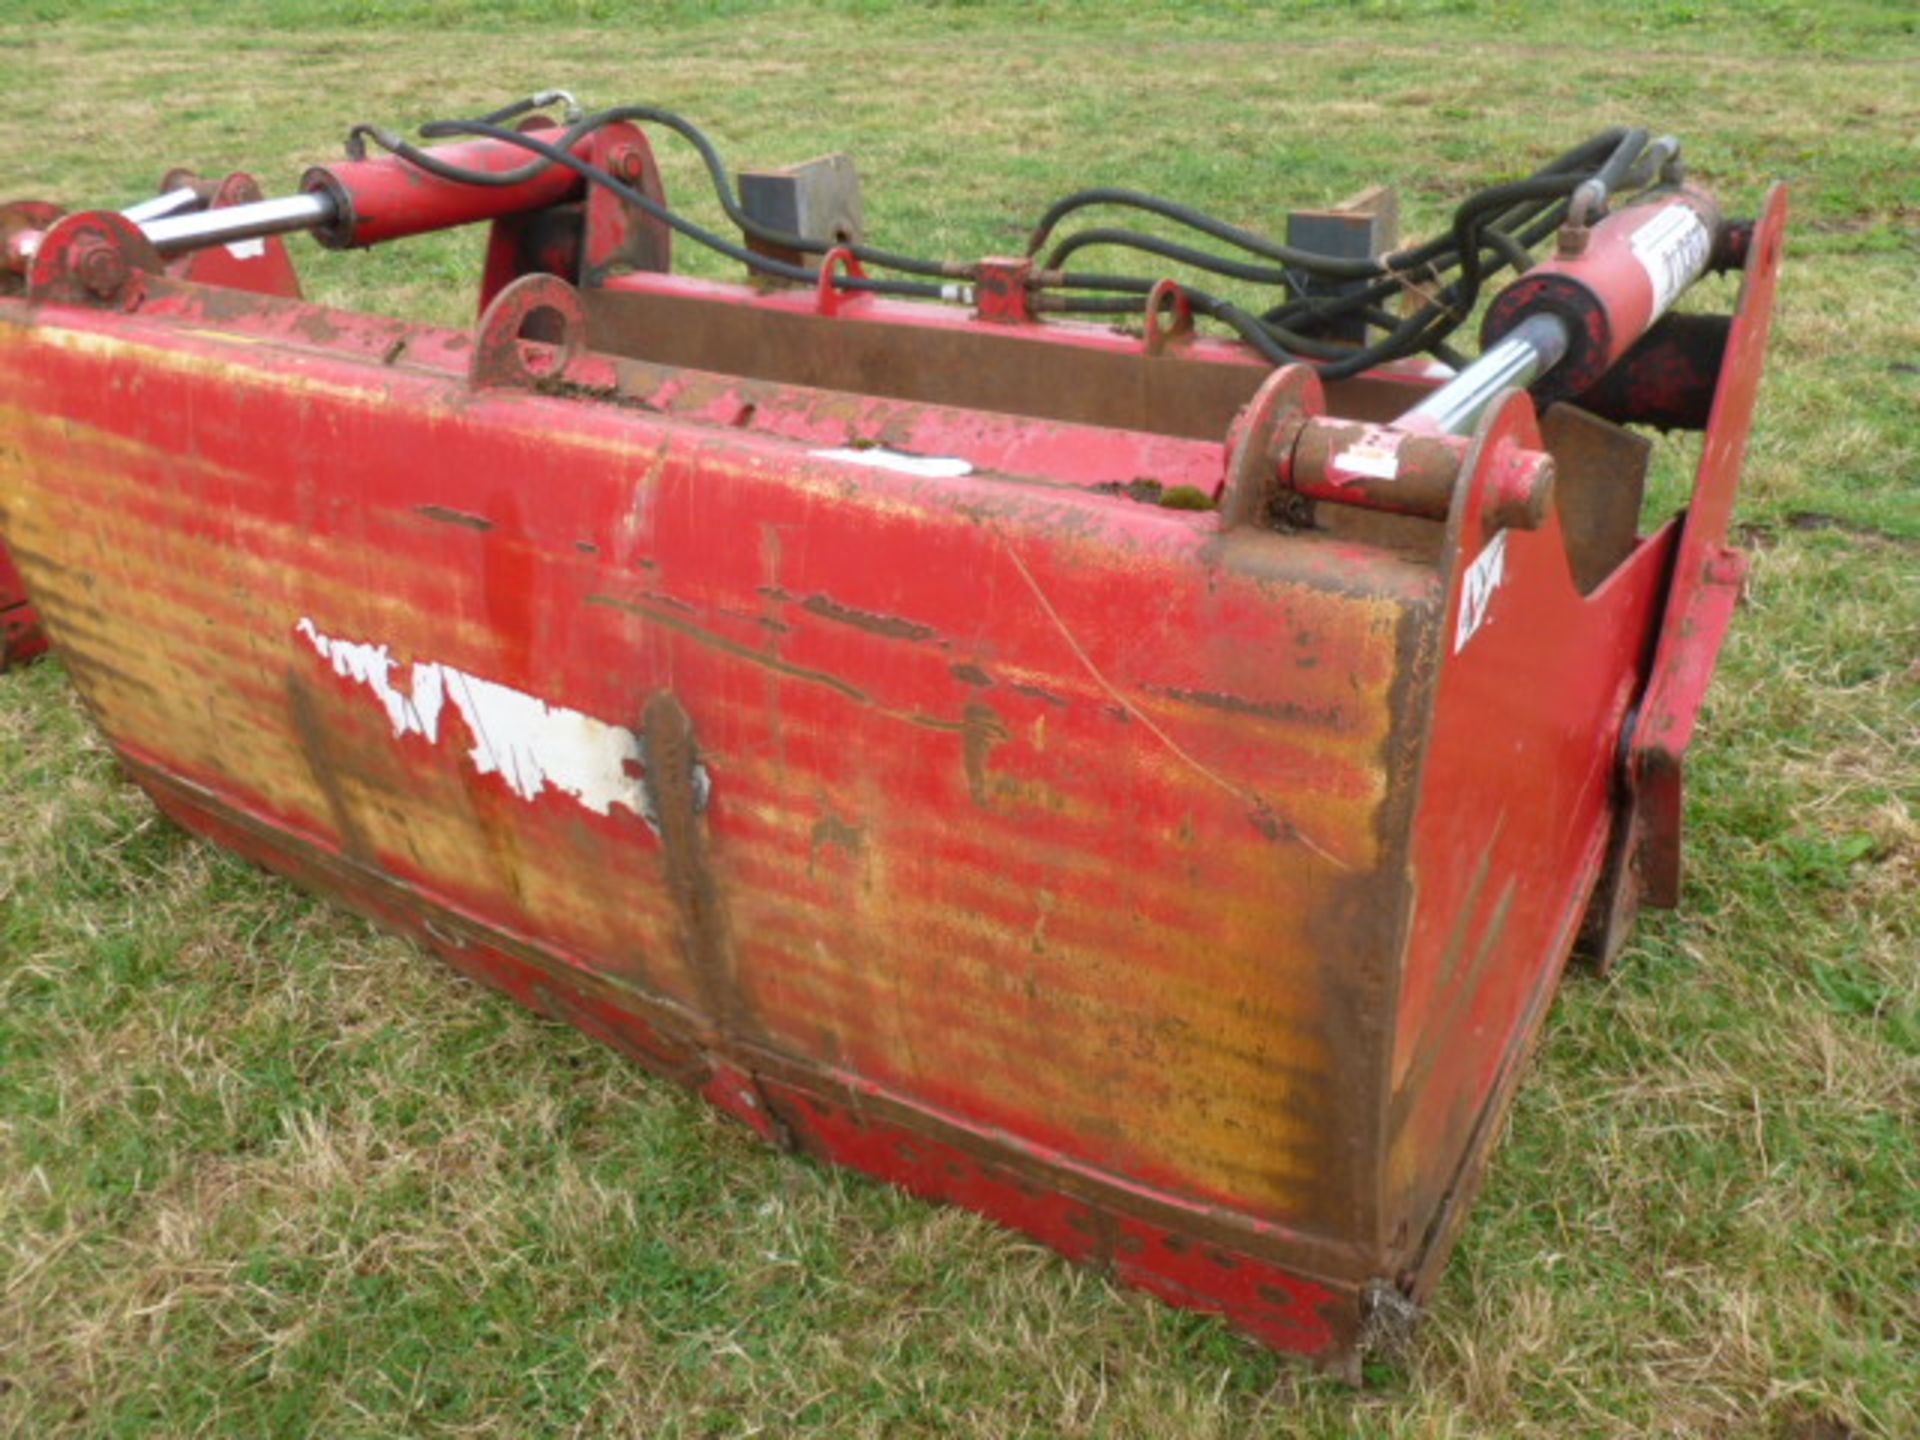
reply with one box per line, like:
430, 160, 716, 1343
478, 121, 670, 312
1482, 188, 1721, 399
1634, 183, 1789, 906
0, 198, 58, 668
303, 123, 589, 248
168, 173, 303, 299
0, 154, 1786, 1373
0, 536, 45, 669
974, 256, 1035, 324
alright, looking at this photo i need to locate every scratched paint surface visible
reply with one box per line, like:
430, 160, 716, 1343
0, 258, 1735, 1360
0, 169, 1784, 1358
0, 301, 1442, 1242
1379, 398, 1674, 1281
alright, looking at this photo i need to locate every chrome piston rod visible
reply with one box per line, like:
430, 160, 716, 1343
9, 190, 337, 267
121, 187, 205, 226
138, 192, 336, 255
1401, 312, 1572, 437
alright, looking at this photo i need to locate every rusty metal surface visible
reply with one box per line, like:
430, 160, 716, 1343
0, 200, 66, 295
974, 256, 1035, 325
0, 201, 52, 664
0, 176, 1783, 1366
0, 277, 1437, 1359
581, 122, 672, 287
1538, 401, 1653, 595
1569, 311, 1732, 432
584, 271, 1444, 441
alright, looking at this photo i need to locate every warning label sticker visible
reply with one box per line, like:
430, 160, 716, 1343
1630, 204, 1712, 318
1454, 530, 1509, 654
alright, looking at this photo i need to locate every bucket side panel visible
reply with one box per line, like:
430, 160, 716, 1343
0, 305, 1430, 1260
1385, 397, 1674, 1282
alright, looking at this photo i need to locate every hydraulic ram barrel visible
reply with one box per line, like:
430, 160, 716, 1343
7, 129, 592, 269
299, 125, 587, 248
1405, 188, 1721, 435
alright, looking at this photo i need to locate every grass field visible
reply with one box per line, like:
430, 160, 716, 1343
2, 3, 1916, 1435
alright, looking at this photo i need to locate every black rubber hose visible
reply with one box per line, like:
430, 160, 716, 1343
1049, 247, 1485, 379
1043, 227, 1298, 285
1258, 189, 1577, 330
409, 118, 949, 299
1026, 186, 1391, 279
350, 97, 1663, 378
1047, 262, 1480, 376
1047, 184, 1572, 317
1040, 269, 1354, 359
1048, 283, 1460, 379
1044, 177, 1573, 364
1022, 128, 1634, 275
413, 104, 960, 280
1593, 127, 1652, 194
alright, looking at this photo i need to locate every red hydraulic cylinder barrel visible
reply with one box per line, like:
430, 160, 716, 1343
1479, 187, 1721, 404
300, 125, 588, 249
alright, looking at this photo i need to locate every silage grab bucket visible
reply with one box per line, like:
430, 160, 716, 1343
0, 107, 1785, 1372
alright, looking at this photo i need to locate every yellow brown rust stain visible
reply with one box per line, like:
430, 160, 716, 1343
799, 592, 940, 644
0, 322, 1421, 1231
0, 405, 696, 1007
589, 593, 868, 705
631, 535, 1413, 1224
807, 810, 866, 878
960, 702, 1010, 806
284, 671, 378, 864
710, 594, 1408, 1225
643, 692, 757, 1045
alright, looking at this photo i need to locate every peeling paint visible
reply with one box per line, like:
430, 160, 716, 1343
295, 617, 707, 827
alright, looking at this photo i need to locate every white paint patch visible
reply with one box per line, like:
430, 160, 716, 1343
295, 618, 689, 826
225, 238, 268, 261
812, 445, 974, 479
1629, 204, 1711, 318
1453, 530, 1509, 654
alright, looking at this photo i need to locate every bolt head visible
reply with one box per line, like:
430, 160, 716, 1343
74, 235, 130, 298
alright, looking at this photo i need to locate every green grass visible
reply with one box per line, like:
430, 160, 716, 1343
2, 3, 1916, 1435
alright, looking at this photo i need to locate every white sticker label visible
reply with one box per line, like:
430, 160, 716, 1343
296, 618, 700, 828
1629, 205, 1711, 319
225, 238, 267, 260
1453, 530, 1508, 653
1330, 427, 1404, 482
812, 446, 974, 479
